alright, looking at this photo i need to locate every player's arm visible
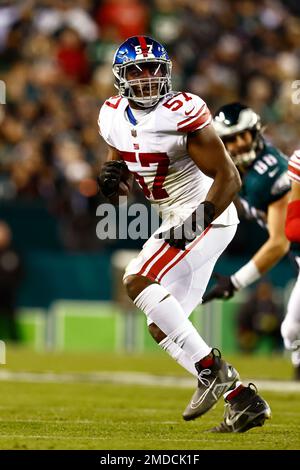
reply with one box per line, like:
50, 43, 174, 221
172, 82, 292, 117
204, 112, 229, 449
98, 144, 133, 204
234, 196, 267, 227
202, 193, 290, 303
187, 123, 242, 218
290, 181, 300, 201
157, 123, 241, 250
106, 144, 120, 162
250, 193, 290, 274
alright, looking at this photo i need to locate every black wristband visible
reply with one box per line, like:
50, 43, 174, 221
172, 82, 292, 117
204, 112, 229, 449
202, 201, 216, 228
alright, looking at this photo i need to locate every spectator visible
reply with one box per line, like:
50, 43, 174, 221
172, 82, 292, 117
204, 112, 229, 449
33, 0, 98, 43
56, 28, 90, 83
1, 0, 300, 250
96, 0, 149, 41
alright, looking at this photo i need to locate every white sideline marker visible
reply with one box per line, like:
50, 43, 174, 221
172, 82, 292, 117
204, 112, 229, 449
0, 341, 6, 364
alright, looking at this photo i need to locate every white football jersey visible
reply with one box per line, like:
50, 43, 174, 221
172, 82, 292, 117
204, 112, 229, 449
98, 92, 238, 230
288, 150, 300, 184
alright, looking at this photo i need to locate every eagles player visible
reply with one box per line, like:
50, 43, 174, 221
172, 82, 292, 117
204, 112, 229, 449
204, 103, 290, 303
97, 36, 271, 432
201, 104, 300, 381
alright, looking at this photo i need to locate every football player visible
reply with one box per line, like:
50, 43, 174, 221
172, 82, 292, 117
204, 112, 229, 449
202, 105, 300, 378
281, 150, 300, 379
204, 103, 291, 303
97, 36, 271, 432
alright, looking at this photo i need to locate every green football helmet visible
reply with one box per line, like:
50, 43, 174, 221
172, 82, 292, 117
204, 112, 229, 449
213, 103, 262, 168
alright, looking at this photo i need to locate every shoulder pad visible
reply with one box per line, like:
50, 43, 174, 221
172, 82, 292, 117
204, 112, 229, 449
288, 150, 300, 183
98, 96, 124, 146
162, 92, 211, 133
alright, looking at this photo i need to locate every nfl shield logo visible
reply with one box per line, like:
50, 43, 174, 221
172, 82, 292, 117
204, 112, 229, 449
131, 129, 137, 137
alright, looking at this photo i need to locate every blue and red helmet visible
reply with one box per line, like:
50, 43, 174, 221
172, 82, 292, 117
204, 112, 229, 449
112, 36, 172, 108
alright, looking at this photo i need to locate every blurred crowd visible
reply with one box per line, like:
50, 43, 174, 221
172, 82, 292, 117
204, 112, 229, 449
1, 0, 300, 251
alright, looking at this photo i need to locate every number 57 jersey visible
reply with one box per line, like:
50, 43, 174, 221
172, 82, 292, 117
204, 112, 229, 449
98, 91, 238, 230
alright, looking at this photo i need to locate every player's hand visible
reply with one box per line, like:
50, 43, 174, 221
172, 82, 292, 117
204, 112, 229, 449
156, 202, 215, 250
156, 215, 203, 250
202, 273, 236, 303
97, 160, 128, 198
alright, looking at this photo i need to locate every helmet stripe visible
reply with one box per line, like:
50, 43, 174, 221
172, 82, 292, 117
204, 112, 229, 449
137, 36, 148, 57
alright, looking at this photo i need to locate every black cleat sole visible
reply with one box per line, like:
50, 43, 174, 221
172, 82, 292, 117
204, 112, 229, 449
238, 411, 271, 433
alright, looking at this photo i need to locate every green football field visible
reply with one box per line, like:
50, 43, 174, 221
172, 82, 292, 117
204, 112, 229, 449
0, 346, 300, 450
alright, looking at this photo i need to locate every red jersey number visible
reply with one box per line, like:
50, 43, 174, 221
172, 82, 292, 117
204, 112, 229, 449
105, 96, 122, 109
119, 152, 169, 200
163, 92, 192, 111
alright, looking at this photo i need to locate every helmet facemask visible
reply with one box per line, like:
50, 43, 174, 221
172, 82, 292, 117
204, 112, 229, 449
214, 106, 262, 170
113, 59, 172, 108
223, 129, 261, 169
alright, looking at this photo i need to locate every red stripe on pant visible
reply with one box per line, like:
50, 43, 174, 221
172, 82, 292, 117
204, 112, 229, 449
145, 245, 181, 281
138, 225, 212, 282
156, 225, 212, 282
137, 242, 167, 277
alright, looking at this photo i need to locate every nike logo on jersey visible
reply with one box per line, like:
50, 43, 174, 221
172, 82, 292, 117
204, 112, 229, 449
225, 404, 252, 426
268, 168, 279, 178
185, 106, 195, 116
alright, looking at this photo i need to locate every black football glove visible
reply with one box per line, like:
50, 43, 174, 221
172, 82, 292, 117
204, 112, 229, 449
97, 160, 128, 198
156, 222, 200, 250
156, 201, 215, 250
202, 273, 236, 303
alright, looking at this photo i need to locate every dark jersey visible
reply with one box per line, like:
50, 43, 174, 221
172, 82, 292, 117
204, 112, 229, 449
239, 140, 290, 215
238, 140, 300, 257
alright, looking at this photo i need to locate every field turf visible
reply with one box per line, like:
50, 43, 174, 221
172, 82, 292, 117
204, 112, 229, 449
0, 346, 299, 450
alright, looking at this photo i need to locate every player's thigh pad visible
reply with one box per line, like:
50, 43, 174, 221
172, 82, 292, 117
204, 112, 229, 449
124, 224, 237, 312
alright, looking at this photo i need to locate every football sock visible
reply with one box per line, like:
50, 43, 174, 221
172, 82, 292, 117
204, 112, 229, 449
159, 336, 198, 377
223, 381, 243, 400
134, 283, 211, 363
197, 354, 214, 369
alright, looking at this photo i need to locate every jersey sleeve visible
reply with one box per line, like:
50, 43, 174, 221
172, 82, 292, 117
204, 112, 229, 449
164, 92, 212, 134
288, 150, 300, 184
97, 103, 114, 147
98, 96, 124, 147
244, 150, 290, 211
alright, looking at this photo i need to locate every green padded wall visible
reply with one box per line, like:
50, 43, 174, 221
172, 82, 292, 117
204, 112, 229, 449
51, 301, 124, 352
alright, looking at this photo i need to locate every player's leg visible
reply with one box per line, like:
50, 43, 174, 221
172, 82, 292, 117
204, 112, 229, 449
156, 253, 224, 378
281, 257, 300, 380
155, 224, 238, 386
148, 322, 198, 377
158, 225, 271, 427
157, 225, 240, 420
208, 383, 271, 433
124, 272, 211, 367
124, 225, 238, 417
125, 273, 242, 419
124, 225, 234, 379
